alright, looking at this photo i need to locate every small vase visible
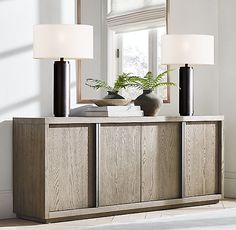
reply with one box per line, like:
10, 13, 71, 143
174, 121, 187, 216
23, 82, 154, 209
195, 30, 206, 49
104, 91, 125, 99
134, 90, 163, 116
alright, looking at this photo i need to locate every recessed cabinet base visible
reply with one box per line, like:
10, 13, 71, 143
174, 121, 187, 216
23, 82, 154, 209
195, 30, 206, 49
13, 116, 224, 223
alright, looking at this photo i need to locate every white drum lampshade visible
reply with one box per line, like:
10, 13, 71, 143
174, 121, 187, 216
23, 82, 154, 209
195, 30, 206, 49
161, 34, 214, 65
161, 34, 214, 116
33, 24, 94, 117
33, 24, 93, 59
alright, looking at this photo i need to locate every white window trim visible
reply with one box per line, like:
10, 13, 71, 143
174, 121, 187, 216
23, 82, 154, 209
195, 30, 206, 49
149, 29, 158, 76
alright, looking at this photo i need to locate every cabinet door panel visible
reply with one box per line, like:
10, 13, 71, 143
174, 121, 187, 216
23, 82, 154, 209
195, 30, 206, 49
184, 122, 219, 197
141, 123, 181, 201
99, 124, 141, 206
46, 124, 95, 211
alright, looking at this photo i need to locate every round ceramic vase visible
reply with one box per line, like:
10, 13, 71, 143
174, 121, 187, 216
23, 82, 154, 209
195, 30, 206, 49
134, 90, 163, 116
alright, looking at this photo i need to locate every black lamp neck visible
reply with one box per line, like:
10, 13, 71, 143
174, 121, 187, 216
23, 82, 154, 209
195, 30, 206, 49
60, 57, 64, 62
185, 64, 189, 67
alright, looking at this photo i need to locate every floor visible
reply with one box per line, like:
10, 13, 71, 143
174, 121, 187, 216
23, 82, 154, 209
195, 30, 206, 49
0, 199, 236, 229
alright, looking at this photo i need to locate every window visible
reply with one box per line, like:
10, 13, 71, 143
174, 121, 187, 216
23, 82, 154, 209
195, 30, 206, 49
120, 29, 149, 77
116, 26, 167, 100
107, 0, 169, 101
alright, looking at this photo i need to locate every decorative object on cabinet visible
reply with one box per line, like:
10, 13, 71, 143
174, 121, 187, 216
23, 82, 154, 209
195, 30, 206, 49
33, 24, 93, 117
13, 116, 224, 223
70, 105, 142, 117
126, 70, 176, 116
83, 105, 143, 117
134, 90, 163, 116
161, 34, 214, 116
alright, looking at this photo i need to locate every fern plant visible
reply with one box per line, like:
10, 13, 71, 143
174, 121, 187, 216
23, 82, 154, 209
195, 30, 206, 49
126, 70, 176, 91
85, 73, 132, 93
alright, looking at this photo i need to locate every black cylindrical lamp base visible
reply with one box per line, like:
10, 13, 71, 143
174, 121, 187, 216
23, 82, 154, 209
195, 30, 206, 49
179, 65, 194, 116
54, 59, 70, 117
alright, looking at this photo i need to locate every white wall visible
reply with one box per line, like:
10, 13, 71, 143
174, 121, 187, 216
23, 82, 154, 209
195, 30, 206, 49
218, 0, 236, 197
0, 0, 76, 218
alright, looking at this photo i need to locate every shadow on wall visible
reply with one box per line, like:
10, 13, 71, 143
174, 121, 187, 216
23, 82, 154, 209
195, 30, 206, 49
0, 96, 40, 116
0, 0, 62, 117
0, 0, 65, 117
0, 43, 40, 116
0, 45, 33, 59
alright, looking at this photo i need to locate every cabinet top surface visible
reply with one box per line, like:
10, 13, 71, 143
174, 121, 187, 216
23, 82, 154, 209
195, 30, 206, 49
13, 116, 224, 125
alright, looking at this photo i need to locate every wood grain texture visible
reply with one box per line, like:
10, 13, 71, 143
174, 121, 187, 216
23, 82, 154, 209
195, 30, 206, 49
184, 122, 219, 197
99, 124, 141, 206
46, 124, 95, 212
141, 123, 181, 201
13, 120, 46, 219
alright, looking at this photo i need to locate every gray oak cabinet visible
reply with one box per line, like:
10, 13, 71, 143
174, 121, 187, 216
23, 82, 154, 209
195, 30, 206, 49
141, 123, 182, 202
99, 124, 141, 206
13, 116, 224, 223
184, 122, 220, 197
46, 124, 96, 211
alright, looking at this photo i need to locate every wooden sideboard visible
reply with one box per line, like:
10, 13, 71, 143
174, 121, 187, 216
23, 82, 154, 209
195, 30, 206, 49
13, 116, 224, 223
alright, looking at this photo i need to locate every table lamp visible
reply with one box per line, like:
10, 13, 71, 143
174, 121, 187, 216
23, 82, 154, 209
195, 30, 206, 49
33, 24, 93, 117
161, 34, 214, 116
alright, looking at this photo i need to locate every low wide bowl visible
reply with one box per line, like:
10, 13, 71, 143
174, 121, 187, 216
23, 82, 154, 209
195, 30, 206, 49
92, 99, 131, 107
